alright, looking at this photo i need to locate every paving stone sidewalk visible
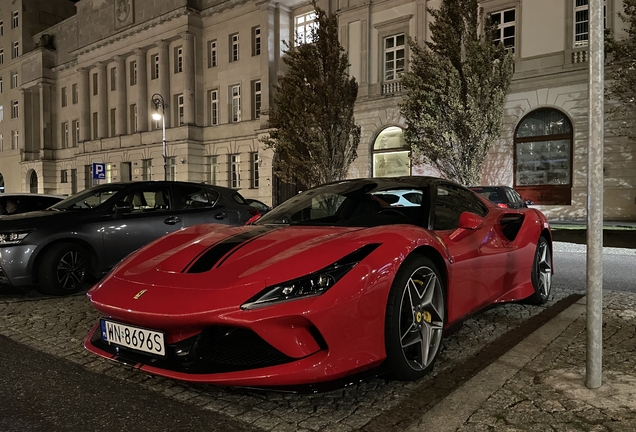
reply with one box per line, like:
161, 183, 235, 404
408, 290, 636, 432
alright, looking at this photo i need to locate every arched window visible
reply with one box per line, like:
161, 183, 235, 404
29, 170, 38, 193
372, 126, 411, 177
514, 109, 573, 205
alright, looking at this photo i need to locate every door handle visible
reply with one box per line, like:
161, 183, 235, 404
164, 216, 181, 225
214, 212, 227, 220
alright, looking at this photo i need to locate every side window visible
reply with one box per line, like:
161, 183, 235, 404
180, 185, 220, 209
434, 184, 487, 230
118, 187, 171, 212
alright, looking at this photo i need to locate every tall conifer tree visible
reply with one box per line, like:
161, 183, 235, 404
400, 0, 514, 186
263, 1, 360, 188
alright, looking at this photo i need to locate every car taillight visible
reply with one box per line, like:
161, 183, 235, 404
497, 203, 508, 208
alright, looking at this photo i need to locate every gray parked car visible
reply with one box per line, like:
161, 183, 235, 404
0, 181, 254, 296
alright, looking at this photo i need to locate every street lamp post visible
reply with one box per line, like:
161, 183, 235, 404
151, 93, 168, 181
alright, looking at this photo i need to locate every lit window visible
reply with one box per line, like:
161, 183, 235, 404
384, 34, 405, 81
142, 159, 152, 180
295, 11, 317, 45
208, 155, 218, 185
372, 126, 410, 177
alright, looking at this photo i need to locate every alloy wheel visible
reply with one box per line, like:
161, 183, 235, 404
56, 250, 86, 291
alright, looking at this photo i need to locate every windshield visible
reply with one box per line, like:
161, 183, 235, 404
256, 181, 429, 227
51, 184, 128, 210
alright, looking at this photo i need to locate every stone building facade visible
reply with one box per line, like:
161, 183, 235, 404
0, 0, 634, 219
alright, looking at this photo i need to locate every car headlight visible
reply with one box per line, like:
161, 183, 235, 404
0, 230, 33, 246
241, 244, 380, 310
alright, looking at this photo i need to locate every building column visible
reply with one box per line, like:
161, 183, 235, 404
181, 32, 195, 125
96, 62, 108, 138
115, 55, 127, 135
78, 67, 91, 142
38, 82, 52, 151
156, 40, 170, 127
134, 48, 148, 132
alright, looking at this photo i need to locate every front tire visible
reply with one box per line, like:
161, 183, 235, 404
385, 255, 445, 381
526, 236, 552, 305
37, 243, 90, 296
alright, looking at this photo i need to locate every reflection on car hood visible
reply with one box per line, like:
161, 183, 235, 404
0, 210, 68, 227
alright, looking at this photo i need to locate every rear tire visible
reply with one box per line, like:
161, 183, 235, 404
526, 236, 552, 305
37, 243, 90, 296
384, 255, 445, 381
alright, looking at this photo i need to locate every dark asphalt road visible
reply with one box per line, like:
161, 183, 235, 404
0, 335, 259, 432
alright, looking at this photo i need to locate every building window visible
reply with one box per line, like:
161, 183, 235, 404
130, 104, 137, 133
85, 165, 93, 188
176, 94, 184, 126
130, 61, 137, 86
167, 157, 176, 181
229, 154, 240, 188
0, 49, 3, 65
93, 73, 98, 95
11, 71, 17, 89
71, 169, 77, 193
252, 80, 261, 119
251, 153, 259, 188
61, 170, 68, 183
11, 100, 18, 119
295, 11, 317, 45
11, 130, 18, 150
208, 40, 217, 68
384, 34, 405, 81
0, 78, 2, 94
231, 85, 241, 123
151, 54, 159, 79
72, 120, 79, 146
12, 41, 19, 59
372, 126, 411, 177
72, 84, 78, 104
252, 26, 261, 56
0, 21, 3, 36
230, 33, 239, 62
110, 108, 116, 137
0, 106, 3, 122
491, 8, 516, 52
61, 87, 68, 107
142, 159, 152, 180
61, 122, 69, 148
12, 11, 18, 29
0, 134, 3, 151
110, 67, 116, 91
209, 89, 219, 125
92, 112, 98, 140
514, 108, 573, 205
208, 156, 218, 185
175, 46, 183, 73
574, 0, 606, 47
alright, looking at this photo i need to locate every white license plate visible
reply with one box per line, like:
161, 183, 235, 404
100, 319, 165, 356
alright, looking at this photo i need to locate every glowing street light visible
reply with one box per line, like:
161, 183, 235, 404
151, 93, 168, 180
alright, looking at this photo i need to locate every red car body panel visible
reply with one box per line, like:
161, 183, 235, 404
85, 179, 552, 387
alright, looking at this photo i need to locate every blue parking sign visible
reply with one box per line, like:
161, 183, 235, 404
93, 163, 106, 180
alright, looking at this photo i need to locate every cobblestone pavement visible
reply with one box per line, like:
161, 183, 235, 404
0, 242, 622, 431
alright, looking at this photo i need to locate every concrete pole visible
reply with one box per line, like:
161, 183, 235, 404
586, 0, 604, 389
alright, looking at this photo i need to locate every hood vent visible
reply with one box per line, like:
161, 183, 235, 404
185, 226, 276, 273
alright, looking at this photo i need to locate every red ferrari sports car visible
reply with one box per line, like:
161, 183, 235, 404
85, 177, 552, 387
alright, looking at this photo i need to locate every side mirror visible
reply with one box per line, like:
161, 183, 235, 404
113, 202, 133, 215
458, 211, 484, 230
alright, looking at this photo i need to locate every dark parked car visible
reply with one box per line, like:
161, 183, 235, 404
246, 198, 272, 214
0, 181, 253, 295
470, 186, 532, 209
0, 193, 64, 215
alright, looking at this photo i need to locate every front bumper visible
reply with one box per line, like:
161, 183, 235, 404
0, 245, 35, 287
